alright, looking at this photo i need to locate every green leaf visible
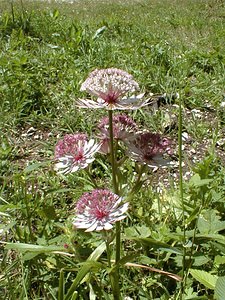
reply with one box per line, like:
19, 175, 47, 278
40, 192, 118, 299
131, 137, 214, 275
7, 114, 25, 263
139, 255, 157, 265
64, 261, 103, 300
24, 161, 49, 173
125, 225, 151, 238
46, 188, 71, 195
42, 205, 57, 220
117, 253, 140, 267
195, 233, 225, 245
126, 236, 182, 254
22, 252, 40, 261
189, 174, 213, 187
0, 211, 10, 217
192, 255, 210, 267
87, 242, 106, 261
189, 269, 218, 289
197, 210, 225, 234
5, 242, 65, 253
89, 283, 97, 300
71, 292, 78, 300
64, 243, 106, 299
215, 256, 225, 266
215, 277, 225, 300
186, 205, 201, 225
92, 26, 107, 40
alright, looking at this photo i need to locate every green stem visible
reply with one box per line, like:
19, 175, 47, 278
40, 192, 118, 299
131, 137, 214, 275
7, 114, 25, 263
85, 168, 98, 188
178, 94, 186, 297
103, 231, 112, 268
24, 192, 34, 243
108, 110, 121, 300
108, 110, 119, 194
108, 110, 120, 261
10, 1, 15, 23
130, 164, 147, 195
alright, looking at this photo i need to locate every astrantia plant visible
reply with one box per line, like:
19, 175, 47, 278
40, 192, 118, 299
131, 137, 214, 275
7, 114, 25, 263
2, 4, 224, 299
53, 68, 176, 299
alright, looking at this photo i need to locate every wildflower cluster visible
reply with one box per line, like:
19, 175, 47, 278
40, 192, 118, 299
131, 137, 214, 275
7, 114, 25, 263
54, 68, 173, 232
54, 67, 174, 299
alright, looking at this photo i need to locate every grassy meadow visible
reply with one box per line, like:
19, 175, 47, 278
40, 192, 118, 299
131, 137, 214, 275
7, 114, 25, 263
0, 0, 225, 299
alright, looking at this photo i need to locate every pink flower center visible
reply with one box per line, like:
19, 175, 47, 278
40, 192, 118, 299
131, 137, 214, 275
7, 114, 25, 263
143, 152, 154, 160
76, 190, 119, 219
94, 208, 108, 219
100, 90, 121, 104
73, 151, 84, 162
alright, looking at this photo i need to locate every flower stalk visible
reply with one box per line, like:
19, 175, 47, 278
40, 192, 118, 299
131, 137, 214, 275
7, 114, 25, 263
108, 109, 122, 299
108, 110, 119, 195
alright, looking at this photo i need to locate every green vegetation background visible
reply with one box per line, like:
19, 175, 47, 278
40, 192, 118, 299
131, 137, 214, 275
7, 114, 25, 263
0, 0, 224, 299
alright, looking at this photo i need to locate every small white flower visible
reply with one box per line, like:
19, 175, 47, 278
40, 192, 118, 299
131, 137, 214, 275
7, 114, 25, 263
77, 68, 148, 110
127, 132, 172, 169
54, 134, 100, 174
73, 189, 129, 232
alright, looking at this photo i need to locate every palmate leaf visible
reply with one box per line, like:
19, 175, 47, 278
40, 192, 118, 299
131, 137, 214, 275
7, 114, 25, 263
189, 269, 218, 290
194, 233, 225, 245
189, 174, 213, 187
215, 255, 225, 266
197, 209, 225, 234
215, 277, 225, 300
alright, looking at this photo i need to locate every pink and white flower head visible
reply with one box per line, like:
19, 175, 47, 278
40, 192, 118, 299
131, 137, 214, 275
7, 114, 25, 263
73, 189, 129, 232
97, 114, 138, 154
127, 132, 172, 169
54, 133, 100, 174
77, 68, 148, 110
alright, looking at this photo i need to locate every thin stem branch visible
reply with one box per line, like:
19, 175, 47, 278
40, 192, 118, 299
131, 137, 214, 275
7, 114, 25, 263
103, 231, 112, 268
178, 94, 186, 297
108, 110, 119, 194
130, 164, 147, 195
84, 168, 98, 188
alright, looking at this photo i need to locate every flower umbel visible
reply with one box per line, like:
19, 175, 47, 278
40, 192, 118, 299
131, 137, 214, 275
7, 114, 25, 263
54, 133, 100, 174
97, 114, 138, 154
77, 68, 148, 110
73, 189, 129, 232
127, 132, 172, 169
